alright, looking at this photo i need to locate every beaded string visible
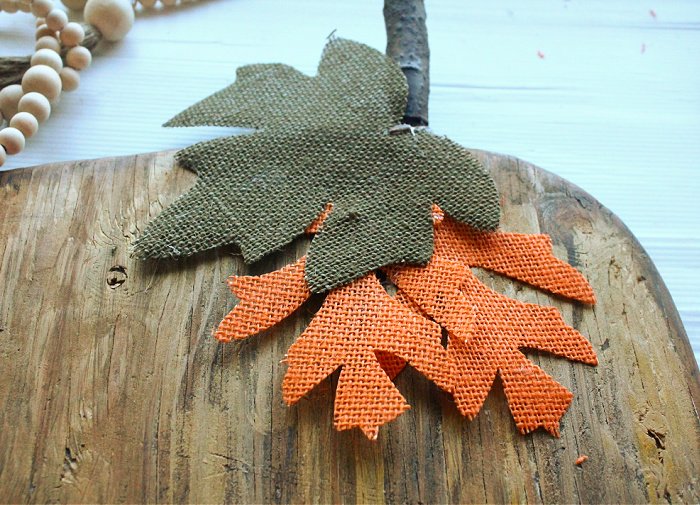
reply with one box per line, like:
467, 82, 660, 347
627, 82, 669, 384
0, 0, 194, 167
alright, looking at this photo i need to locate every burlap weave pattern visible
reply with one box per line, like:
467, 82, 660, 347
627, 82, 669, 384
433, 211, 596, 304
214, 206, 598, 438
153, 37, 598, 438
132, 38, 500, 293
215, 257, 310, 342
388, 211, 598, 436
215, 210, 415, 386
281, 272, 453, 440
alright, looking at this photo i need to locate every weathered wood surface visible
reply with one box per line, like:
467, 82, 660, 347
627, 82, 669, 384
1, 150, 698, 504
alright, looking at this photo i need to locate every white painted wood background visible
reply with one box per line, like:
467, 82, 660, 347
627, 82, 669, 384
1, 0, 698, 363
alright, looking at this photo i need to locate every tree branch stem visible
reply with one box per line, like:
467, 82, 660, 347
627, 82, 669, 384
383, 0, 430, 126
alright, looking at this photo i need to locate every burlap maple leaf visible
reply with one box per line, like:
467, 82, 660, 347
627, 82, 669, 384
215, 208, 598, 439
132, 38, 499, 292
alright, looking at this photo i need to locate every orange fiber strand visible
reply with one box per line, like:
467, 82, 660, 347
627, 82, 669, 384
282, 272, 452, 440
215, 257, 310, 342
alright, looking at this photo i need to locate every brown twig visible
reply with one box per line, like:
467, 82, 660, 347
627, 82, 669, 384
383, 0, 430, 126
0, 57, 30, 90
0, 23, 102, 90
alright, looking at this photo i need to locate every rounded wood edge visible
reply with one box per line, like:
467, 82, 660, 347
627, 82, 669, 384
2, 147, 699, 503
480, 148, 697, 394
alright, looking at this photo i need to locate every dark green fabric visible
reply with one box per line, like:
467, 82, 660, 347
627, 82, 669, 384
133, 38, 500, 293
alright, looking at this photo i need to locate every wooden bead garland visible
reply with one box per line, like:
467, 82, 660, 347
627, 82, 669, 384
59, 21, 84, 46
30, 0, 53, 16
35, 24, 55, 39
35, 34, 61, 52
65, 46, 91, 70
30, 48, 63, 73
59, 67, 80, 91
0, 84, 24, 119
0, 1, 18, 13
44, 7, 67, 30
1, 0, 202, 167
60, 0, 85, 9
0, 0, 96, 166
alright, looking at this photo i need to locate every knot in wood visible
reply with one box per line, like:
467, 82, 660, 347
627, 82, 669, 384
106, 265, 127, 289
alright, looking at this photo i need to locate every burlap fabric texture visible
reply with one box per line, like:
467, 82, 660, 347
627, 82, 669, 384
387, 211, 598, 436
132, 38, 500, 293
215, 207, 598, 439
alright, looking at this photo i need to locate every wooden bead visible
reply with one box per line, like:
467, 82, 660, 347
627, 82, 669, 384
60, 0, 87, 10
36, 35, 62, 53
139, 0, 156, 8
0, 127, 26, 155
18, 92, 51, 123
22, 65, 62, 102
84, 0, 134, 42
46, 8, 68, 31
0, 84, 23, 122
66, 46, 92, 70
1, 1, 19, 13
30, 0, 54, 17
10, 112, 39, 139
59, 22, 85, 46
35, 24, 56, 40
59, 68, 80, 92
18, 0, 31, 12
0, 146, 6, 168
36, 17, 46, 27
31, 48, 64, 73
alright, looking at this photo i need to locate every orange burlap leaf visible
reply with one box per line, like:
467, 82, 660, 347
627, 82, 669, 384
433, 208, 595, 304
388, 215, 598, 436
374, 350, 410, 380
215, 256, 310, 342
214, 205, 597, 439
282, 272, 453, 440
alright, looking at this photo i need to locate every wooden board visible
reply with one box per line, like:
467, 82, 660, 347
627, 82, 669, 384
1, 150, 698, 504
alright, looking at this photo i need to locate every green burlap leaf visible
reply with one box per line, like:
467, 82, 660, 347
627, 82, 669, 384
133, 38, 500, 293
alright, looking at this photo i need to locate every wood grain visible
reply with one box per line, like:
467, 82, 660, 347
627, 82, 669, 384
1, 150, 698, 504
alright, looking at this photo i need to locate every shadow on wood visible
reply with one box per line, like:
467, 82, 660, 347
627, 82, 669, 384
1, 150, 698, 503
